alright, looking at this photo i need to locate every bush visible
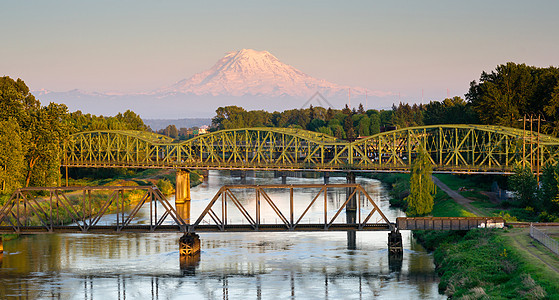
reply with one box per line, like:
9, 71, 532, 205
156, 179, 175, 195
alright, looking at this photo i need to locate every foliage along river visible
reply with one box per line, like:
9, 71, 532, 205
0, 171, 445, 299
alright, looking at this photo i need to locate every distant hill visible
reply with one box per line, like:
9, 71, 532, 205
143, 118, 211, 131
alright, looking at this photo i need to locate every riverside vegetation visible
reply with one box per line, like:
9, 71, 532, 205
377, 168, 559, 298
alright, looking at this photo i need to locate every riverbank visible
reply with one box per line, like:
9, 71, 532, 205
378, 172, 559, 298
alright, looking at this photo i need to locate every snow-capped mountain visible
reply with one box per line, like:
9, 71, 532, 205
35, 49, 394, 118
157, 49, 382, 99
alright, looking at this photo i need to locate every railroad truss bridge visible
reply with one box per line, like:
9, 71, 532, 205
2, 125, 552, 269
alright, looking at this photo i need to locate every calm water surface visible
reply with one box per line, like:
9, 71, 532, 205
0, 171, 445, 299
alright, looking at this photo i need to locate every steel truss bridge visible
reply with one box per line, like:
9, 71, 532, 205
63, 125, 559, 174
0, 184, 504, 235
0, 184, 395, 234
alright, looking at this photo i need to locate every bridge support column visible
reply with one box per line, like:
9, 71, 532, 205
281, 172, 287, 184
388, 230, 403, 255
324, 172, 330, 184
175, 170, 191, 224
346, 172, 357, 250
200, 169, 209, 181
179, 233, 201, 275
179, 233, 200, 256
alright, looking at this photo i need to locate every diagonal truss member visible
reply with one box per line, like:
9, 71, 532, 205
191, 183, 394, 232
0, 186, 187, 233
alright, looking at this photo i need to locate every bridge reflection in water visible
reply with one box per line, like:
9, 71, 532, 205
0, 231, 442, 299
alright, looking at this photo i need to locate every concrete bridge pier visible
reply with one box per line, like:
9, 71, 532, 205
346, 172, 357, 250
323, 172, 330, 184
388, 230, 403, 255
175, 170, 191, 224
179, 233, 201, 275
281, 172, 287, 184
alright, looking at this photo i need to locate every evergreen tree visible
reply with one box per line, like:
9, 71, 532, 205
405, 149, 436, 216
357, 103, 365, 114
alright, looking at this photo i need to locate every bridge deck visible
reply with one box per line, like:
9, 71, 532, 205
0, 224, 392, 234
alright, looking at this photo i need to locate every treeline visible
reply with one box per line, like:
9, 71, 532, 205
211, 62, 559, 138
467, 62, 559, 136
509, 164, 559, 222
212, 104, 391, 140
0, 76, 148, 194
210, 98, 477, 140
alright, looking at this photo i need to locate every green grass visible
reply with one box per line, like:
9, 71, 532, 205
433, 229, 550, 299
431, 188, 476, 217
502, 229, 559, 299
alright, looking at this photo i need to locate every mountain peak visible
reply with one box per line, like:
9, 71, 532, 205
158, 49, 372, 98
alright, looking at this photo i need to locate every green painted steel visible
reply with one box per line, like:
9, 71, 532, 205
63, 125, 559, 173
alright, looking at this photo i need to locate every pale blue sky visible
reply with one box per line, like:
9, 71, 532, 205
1, 0, 558, 102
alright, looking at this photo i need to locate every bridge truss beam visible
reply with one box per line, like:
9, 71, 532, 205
63, 125, 559, 174
191, 184, 394, 232
0, 186, 187, 234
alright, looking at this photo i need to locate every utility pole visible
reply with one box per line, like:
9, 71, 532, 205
348, 88, 351, 109
530, 114, 534, 171
523, 115, 526, 168
537, 114, 541, 183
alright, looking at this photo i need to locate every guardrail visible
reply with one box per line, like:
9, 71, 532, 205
530, 224, 559, 256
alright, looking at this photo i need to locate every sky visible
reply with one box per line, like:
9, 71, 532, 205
2, 0, 559, 105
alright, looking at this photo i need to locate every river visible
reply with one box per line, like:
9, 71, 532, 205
0, 170, 445, 299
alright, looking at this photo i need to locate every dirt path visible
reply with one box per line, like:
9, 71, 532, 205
505, 228, 559, 274
431, 176, 487, 217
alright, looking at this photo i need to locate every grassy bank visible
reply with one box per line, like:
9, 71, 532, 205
376, 172, 557, 298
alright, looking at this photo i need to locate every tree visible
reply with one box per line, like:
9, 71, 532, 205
539, 163, 559, 213
24, 103, 70, 187
405, 149, 435, 216
466, 63, 559, 135
369, 112, 380, 135
509, 163, 538, 207
163, 125, 178, 139
0, 119, 26, 192
357, 103, 365, 114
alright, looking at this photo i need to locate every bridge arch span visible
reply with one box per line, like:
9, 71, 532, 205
64, 125, 559, 173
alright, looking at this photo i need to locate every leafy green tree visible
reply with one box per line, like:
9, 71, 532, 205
357, 115, 370, 136
24, 102, 70, 187
317, 126, 333, 136
0, 119, 26, 192
423, 97, 478, 125
307, 118, 326, 132
539, 163, 559, 213
357, 103, 365, 114
509, 164, 538, 207
405, 149, 435, 216
379, 110, 393, 128
466, 63, 559, 135
162, 125, 178, 139
369, 112, 380, 135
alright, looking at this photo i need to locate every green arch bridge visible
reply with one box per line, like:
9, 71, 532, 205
63, 125, 559, 174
